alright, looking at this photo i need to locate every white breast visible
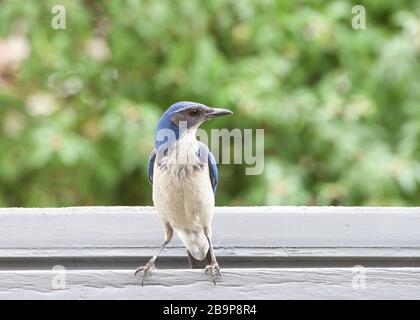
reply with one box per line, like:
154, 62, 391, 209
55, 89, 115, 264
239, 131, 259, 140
152, 131, 214, 260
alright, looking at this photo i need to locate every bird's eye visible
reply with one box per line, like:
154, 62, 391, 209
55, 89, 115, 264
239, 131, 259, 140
189, 108, 199, 116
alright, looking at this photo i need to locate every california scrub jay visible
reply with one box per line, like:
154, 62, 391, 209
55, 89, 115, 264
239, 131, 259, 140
135, 101, 232, 285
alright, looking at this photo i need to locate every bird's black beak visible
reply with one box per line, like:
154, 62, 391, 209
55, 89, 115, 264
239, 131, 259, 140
206, 107, 233, 119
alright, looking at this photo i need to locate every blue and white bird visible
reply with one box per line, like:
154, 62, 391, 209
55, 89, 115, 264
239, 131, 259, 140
135, 101, 232, 285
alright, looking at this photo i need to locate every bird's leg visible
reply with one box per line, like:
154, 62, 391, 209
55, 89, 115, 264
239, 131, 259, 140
204, 228, 222, 285
135, 223, 173, 286
134, 239, 168, 285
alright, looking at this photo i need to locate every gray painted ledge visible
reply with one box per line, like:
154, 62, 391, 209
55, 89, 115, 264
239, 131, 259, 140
1, 268, 420, 300
0, 206, 420, 299
1, 206, 420, 258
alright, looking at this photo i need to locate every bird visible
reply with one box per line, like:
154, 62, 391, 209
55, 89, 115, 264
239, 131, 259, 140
135, 101, 232, 285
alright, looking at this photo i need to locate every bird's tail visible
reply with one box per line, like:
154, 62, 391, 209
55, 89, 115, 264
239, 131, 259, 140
187, 249, 212, 269
177, 230, 210, 267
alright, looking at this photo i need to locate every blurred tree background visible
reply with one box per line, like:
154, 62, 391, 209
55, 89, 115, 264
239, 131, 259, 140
0, 0, 419, 207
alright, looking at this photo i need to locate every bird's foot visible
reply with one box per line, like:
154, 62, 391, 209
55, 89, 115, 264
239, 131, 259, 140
205, 261, 222, 285
134, 261, 155, 286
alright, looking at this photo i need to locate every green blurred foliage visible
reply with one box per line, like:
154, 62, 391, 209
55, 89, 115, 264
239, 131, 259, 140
0, 0, 420, 207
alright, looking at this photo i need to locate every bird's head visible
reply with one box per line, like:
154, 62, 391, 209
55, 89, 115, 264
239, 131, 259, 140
155, 101, 232, 149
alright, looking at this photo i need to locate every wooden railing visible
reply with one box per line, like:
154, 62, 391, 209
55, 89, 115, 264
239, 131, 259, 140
0, 206, 419, 299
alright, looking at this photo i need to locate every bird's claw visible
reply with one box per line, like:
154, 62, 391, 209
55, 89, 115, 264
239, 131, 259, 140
205, 262, 222, 285
134, 261, 155, 286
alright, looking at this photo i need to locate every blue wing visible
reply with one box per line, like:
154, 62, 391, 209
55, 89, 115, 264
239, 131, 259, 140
147, 149, 156, 185
208, 150, 219, 193
198, 143, 218, 193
